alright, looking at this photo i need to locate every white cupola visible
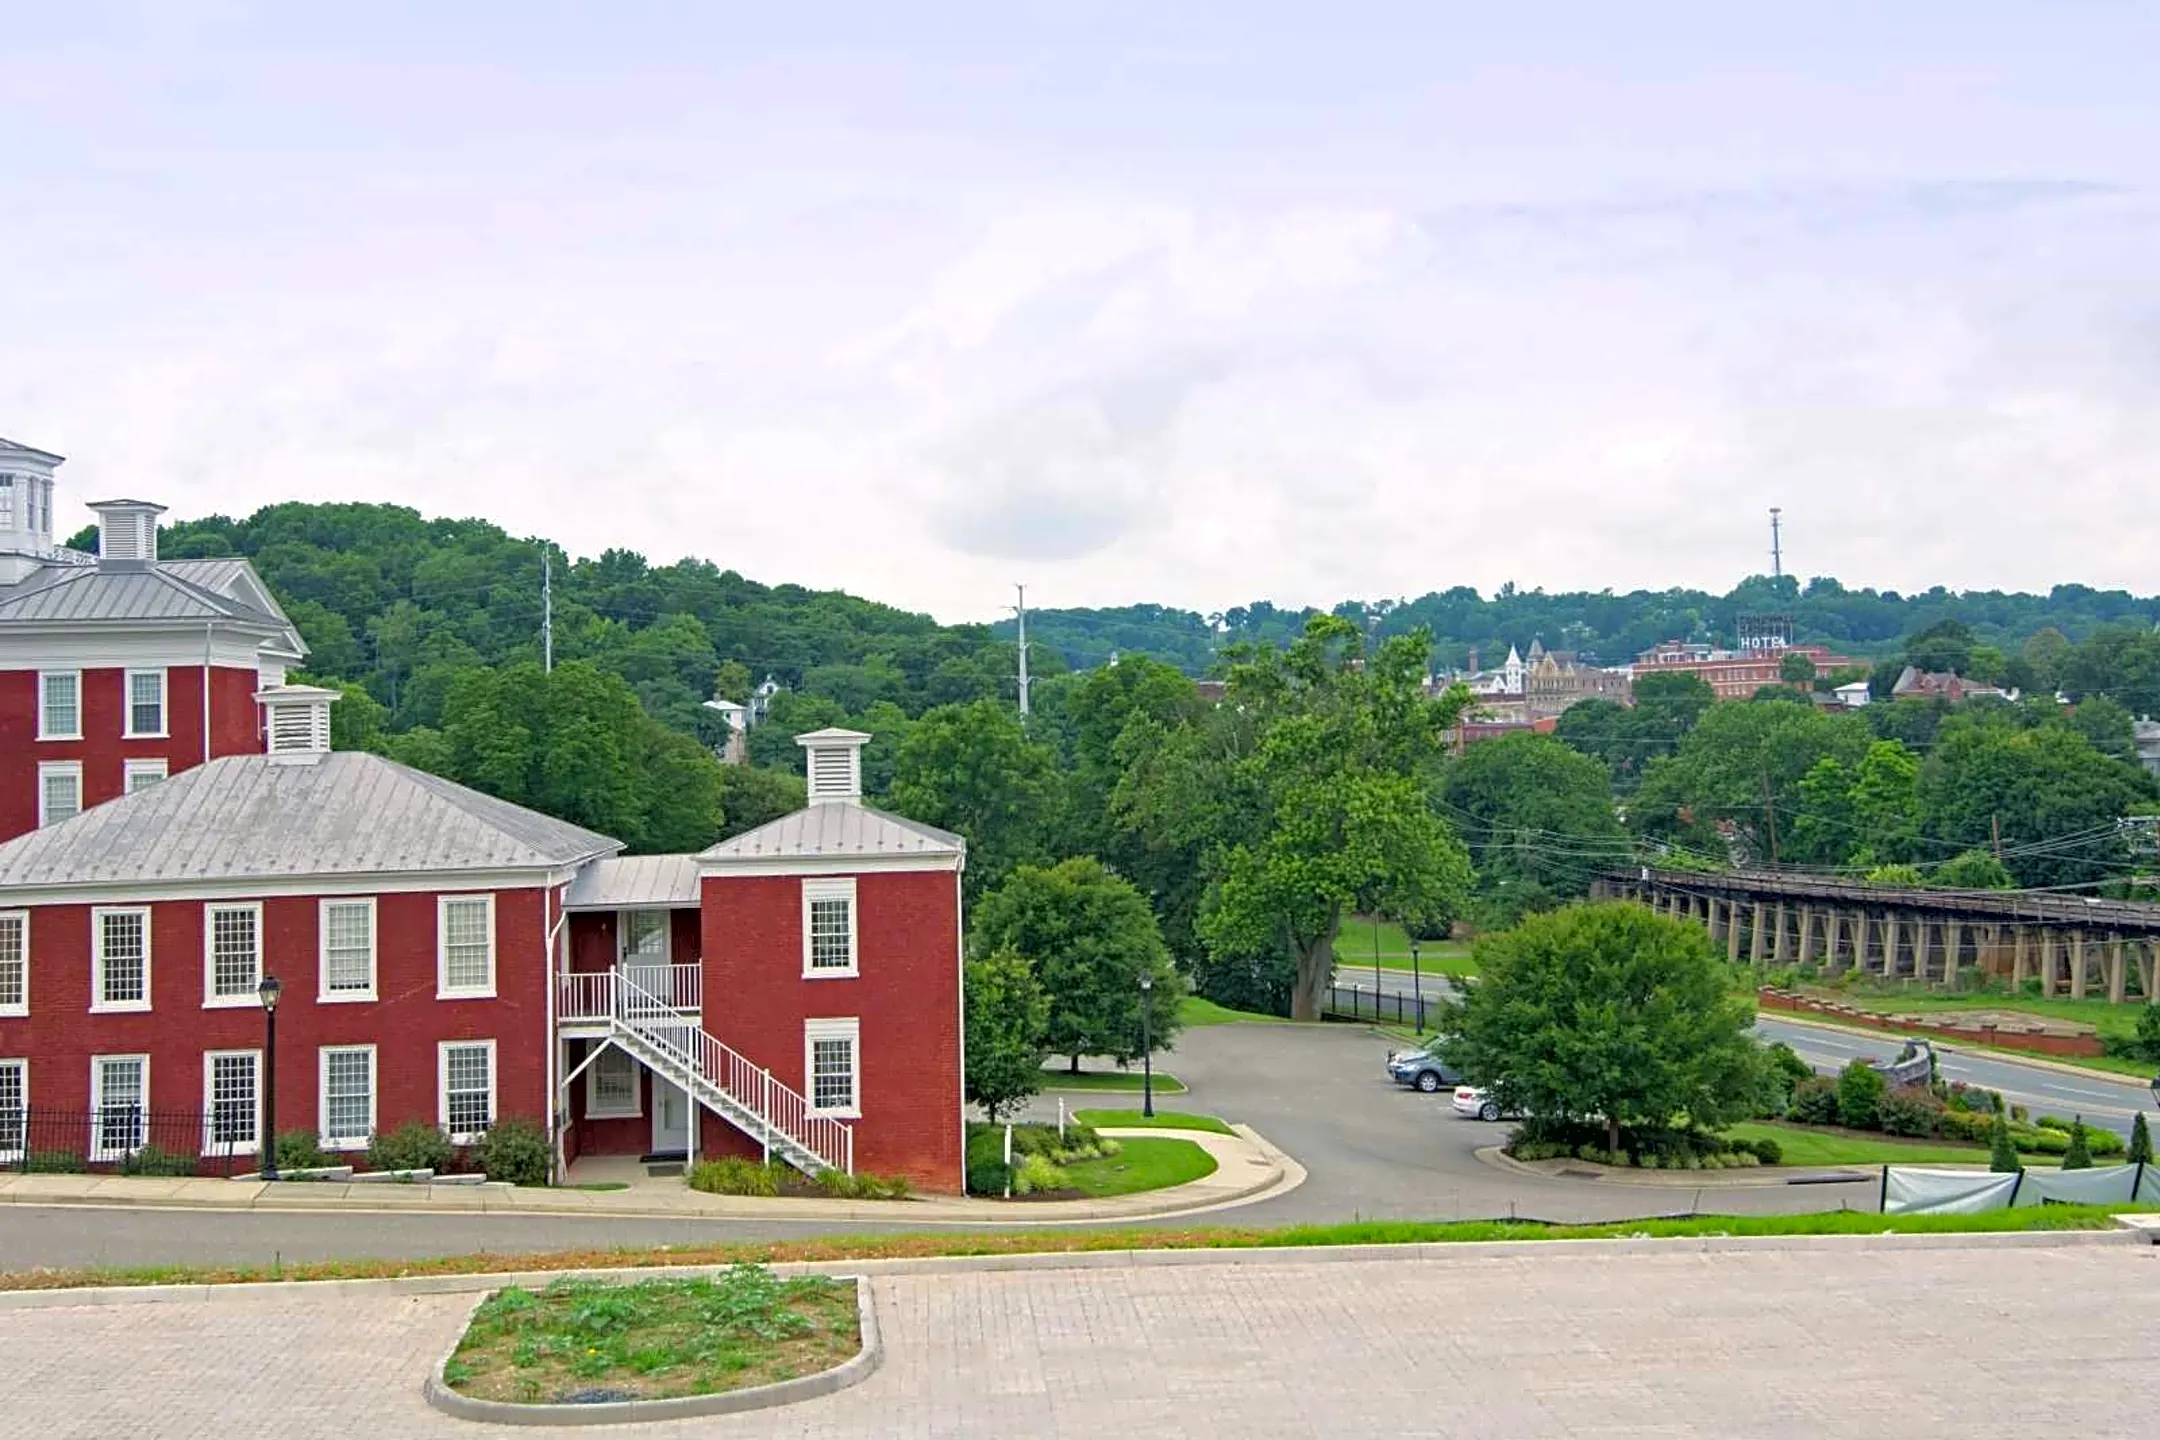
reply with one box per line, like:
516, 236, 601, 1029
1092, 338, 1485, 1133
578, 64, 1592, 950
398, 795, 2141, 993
87, 498, 167, 567
796, 727, 870, 804
257, 684, 341, 765
0, 437, 67, 584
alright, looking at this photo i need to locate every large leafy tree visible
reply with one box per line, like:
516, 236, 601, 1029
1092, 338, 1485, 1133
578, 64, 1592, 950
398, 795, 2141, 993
889, 699, 1059, 901
1438, 732, 1623, 913
962, 949, 1052, 1122
1553, 672, 1715, 792
1440, 903, 1764, 1153
1631, 699, 1873, 865
969, 857, 1184, 1070
1788, 739, 1921, 869
1917, 712, 2157, 888
1195, 615, 1473, 1020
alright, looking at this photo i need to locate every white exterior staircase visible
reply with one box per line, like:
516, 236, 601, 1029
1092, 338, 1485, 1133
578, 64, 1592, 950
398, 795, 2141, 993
559, 966, 853, 1175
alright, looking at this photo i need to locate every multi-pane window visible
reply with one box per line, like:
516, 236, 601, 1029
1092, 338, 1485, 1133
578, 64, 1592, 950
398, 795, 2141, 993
0, 474, 12, 530
622, 910, 668, 961
320, 1046, 375, 1150
38, 762, 81, 827
802, 878, 857, 976
0, 1060, 24, 1163
37, 671, 79, 739
92, 1055, 147, 1160
440, 1041, 495, 1142
587, 1046, 640, 1118
321, 900, 376, 999
0, 912, 24, 1016
805, 1019, 860, 1116
438, 896, 494, 996
204, 1051, 260, 1155
126, 669, 166, 736
206, 905, 261, 1004
124, 759, 167, 794
94, 909, 150, 1011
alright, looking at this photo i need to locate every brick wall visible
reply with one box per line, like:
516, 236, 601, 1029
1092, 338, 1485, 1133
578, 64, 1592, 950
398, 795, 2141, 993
700, 868, 964, 1192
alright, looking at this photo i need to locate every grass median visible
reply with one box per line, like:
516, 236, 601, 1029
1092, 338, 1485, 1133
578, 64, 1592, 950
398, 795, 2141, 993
1723, 1121, 1991, 1169
1038, 1069, 1188, 1094
1072, 1108, 1236, 1135
4, 1208, 2139, 1294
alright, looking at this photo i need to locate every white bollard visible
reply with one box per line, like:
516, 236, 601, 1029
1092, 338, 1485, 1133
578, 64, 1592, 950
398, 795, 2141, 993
1003, 1122, 1014, 1199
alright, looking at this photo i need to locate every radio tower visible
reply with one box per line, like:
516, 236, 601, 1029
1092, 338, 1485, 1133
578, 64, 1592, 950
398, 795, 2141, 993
1012, 584, 1032, 722
1769, 508, 1784, 581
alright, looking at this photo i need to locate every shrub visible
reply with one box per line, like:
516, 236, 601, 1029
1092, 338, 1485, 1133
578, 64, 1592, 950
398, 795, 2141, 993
25, 1149, 86, 1174
2034, 1115, 2074, 1134
1989, 1112, 2022, 1173
1836, 1060, 1888, 1131
367, 1120, 454, 1174
2061, 1118, 2094, 1171
1765, 967, 1800, 991
2131, 1112, 2153, 1166
812, 1168, 913, 1200
1758, 1043, 1815, 1117
1875, 1087, 1945, 1139
688, 1156, 782, 1197
1787, 1076, 1841, 1126
473, 1115, 551, 1186
2016, 1125, 2068, 1155
1012, 1153, 1068, 1195
967, 1157, 1013, 1195
2087, 1127, 2125, 1159
275, 1129, 329, 1172
1739, 1136, 1783, 1166
118, 1143, 195, 1177
2133, 1003, 2160, 1063
1941, 1108, 1996, 1145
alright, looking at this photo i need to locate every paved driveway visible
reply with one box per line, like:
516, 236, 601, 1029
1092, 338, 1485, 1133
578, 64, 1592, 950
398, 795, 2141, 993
8, 1242, 2158, 1437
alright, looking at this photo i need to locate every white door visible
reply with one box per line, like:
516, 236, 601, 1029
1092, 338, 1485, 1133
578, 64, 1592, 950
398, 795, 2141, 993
651, 1079, 690, 1155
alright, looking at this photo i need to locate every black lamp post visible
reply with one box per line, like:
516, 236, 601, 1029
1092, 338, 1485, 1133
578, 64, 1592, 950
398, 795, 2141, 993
258, 974, 282, 1181
1409, 937, 1423, 1034
1138, 972, 1156, 1119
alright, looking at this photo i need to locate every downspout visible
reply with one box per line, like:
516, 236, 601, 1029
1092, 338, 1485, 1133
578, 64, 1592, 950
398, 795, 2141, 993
546, 883, 570, 1183
954, 855, 967, 1192
202, 621, 213, 764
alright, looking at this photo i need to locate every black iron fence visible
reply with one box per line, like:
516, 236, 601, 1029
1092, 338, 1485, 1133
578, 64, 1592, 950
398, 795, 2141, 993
1323, 984, 1438, 1032
0, 1108, 255, 1177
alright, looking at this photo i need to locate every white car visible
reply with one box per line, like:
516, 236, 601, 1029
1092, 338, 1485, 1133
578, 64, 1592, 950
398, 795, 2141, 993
1451, 1086, 1510, 1122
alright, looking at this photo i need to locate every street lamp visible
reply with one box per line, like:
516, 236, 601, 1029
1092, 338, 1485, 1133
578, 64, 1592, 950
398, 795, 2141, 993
1409, 937, 1423, 1035
257, 974, 282, 1182
1138, 972, 1156, 1119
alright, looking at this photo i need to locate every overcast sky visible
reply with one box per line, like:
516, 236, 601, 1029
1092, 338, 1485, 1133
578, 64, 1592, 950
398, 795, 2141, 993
5, 3, 2157, 623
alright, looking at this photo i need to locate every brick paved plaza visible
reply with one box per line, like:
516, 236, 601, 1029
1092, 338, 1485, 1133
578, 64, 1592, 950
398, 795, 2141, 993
7, 1241, 2158, 1438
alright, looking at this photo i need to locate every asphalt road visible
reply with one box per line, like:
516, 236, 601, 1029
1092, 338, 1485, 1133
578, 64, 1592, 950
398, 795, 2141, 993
1351, 964, 2160, 1139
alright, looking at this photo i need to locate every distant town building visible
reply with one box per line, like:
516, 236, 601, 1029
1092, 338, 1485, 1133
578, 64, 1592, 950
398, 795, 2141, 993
701, 697, 749, 764
1633, 640, 1861, 701
2132, 718, 2160, 779
1889, 667, 2012, 704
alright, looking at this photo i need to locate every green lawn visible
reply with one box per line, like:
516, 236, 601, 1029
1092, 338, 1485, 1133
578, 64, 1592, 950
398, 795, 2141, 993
1038, 1068, 1188, 1094
1725, 1120, 1990, 1168
1179, 995, 1290, 1026
1335, 916, 1478, 975
442, 1269, 857, 1404
1798, 984, 2140, 1038
1073, 1108, 1235, 1135
1056, 1136, 1218, 1197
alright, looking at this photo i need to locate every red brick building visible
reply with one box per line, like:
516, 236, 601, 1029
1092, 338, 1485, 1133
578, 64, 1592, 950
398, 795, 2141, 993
1632, 640, 1862, 700
0, 443, 967, 1191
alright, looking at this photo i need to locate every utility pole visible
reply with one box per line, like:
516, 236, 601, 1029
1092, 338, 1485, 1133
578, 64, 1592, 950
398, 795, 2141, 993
1012, 583, 1031, 722
1769, 507, 1784, 581
541, 549, 554, 674
1992, 812, 2004, 863
1760, 771, 1781, 870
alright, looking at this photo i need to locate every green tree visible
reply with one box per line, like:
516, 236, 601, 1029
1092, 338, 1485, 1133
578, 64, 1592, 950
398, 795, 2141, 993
2129, 1111, 2152, 1166
1989, 1111, 2023, 1173
1632, 699, 1872, 866
1928, 850, 2016, 890
1197, 616, 1473, 1020
1438, 903, 1763, 1154
889, 699, 1058, 901
1917, 714, 2157, 888
1779, 651, 1818, 686
713, 764, 807, 840
970, 858, 1184, 1070
1439, 732, 1623, 909
1835, 1059, 1887, 1130
2061, 1117, 2094, 1170
962, 949, 1052, 1122
1903, 618, 1977, 677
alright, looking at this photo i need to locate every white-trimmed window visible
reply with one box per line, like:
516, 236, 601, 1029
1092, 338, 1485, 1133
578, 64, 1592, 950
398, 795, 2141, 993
439, 1040, 496, 1143
38, 761, 81, 828
585, 1045, 640, 1119
204, 904, 262, 1006
202, 1049, 261, 1156
804, 1018, 860, 1117
91, 1054, 148, 1161
124, 758, 167, 794
620, 909, 669, 963
0, 911, 24, 1017
319, 1045, 376, 1151
37, 671, 80, 740
437, 895, 495, 997
125, 669, 167, 737
92, 908, 151, 1013
320, 899, 376, 1001
802, 878, 858, 978
0, 1059, 24, 1164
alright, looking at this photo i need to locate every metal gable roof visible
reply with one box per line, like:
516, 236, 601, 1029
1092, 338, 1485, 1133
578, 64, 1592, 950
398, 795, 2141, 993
563, 854, 702, 910
0, 752, 621, 891
698, 802, 964, 863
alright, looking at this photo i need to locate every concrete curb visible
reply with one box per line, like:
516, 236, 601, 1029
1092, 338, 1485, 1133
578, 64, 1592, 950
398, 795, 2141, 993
1476, 1145, 1873, 1190
0, 1229, 2145, 1312
419, 1275, 880, 1427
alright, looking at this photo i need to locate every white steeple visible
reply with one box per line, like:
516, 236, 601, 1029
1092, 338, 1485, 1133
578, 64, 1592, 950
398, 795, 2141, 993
797, 727, 869, 804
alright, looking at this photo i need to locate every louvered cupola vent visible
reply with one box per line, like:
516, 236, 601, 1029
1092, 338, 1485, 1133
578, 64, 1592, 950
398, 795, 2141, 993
796, 728, 870, 804
256, 685, 341, 766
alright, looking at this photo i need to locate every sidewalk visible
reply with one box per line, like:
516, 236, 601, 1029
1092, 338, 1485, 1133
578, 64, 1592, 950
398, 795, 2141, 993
0, 1125, 1301, 1226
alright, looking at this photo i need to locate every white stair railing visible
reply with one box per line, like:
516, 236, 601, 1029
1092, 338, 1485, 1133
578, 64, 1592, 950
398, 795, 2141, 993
607, 968, 853, 1173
